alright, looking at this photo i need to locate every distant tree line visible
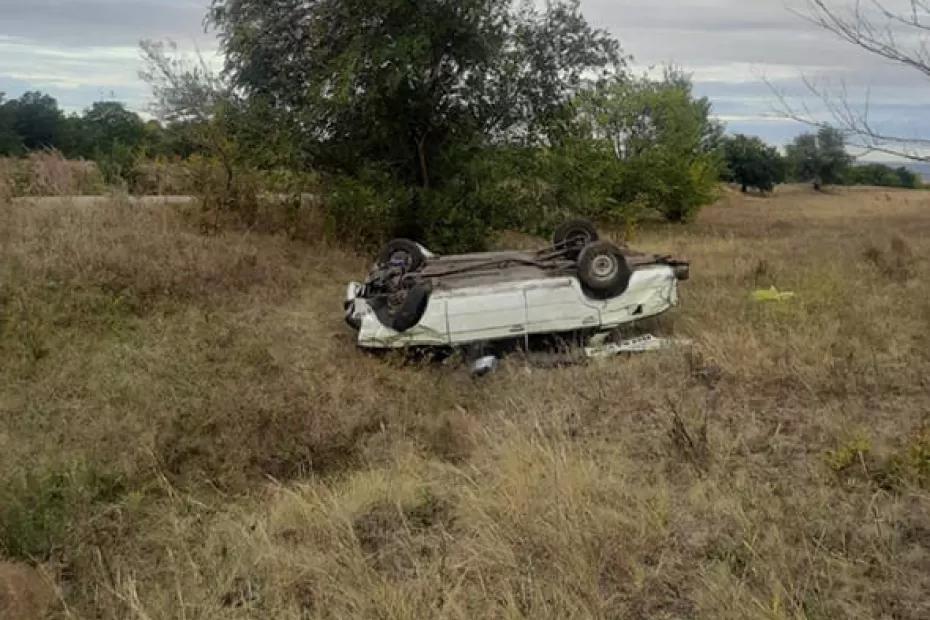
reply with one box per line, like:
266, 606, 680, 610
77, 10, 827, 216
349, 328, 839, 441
0, 91, 200, 182
844, 163, 921, 189
721, 126, 922, 193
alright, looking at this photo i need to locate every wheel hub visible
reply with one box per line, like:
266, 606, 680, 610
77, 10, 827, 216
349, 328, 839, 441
591, 255, 618, 279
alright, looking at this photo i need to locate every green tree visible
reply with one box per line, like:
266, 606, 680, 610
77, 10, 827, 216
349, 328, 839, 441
206, 0, 623, 242
0, 94, 23, 155
721, 134, 786, 194
894, 166, 921, 188
786, 127, 851, 190
81, 102, 146, 151
845, 163, 920, 189
576, 70, 723, 222
75, 102, 148, 181
8, 92, 65, 151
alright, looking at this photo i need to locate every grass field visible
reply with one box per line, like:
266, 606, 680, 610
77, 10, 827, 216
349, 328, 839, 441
2, 186, 930, 619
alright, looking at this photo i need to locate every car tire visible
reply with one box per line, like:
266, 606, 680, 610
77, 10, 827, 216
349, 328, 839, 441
577, 241, 632, 299
378, 239, 426, 272
371, 285, 432, 333
553, 219, 599, 255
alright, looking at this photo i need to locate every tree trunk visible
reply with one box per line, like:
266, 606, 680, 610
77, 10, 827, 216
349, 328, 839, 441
416, 134, 430, 190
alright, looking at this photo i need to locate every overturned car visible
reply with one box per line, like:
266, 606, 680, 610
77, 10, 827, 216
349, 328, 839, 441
345, 220, 690, 349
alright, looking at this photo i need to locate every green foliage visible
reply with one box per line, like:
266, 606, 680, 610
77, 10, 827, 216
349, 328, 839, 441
208, 0, 624, 241
0, 465, 125, 561
428, 71, 726, 239
140, 42, 283, 224
0, 93, 23, 155
903, 429, 930, 487
721, 134, 786, 193
826, 436, 872, 474
0, 90, 214, 192
326, 169, 412, 249
326, 164, 496, 254
576, 71, 723, 222
79, 102, 146, 156
5, 91, 65, 152
463, 140, 621, 234
845, 163, 921, 189
417, 183, 498, 253
786, 127, 852, 189
209, 0, 621, 177
826, 429, 930, 491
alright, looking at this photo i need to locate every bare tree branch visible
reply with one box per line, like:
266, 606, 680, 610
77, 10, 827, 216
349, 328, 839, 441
869, 0, 930, 32
139, 40, 228, 124
802, 0, 930, 78
767, 74, 930, 161
774, 1, 930, 161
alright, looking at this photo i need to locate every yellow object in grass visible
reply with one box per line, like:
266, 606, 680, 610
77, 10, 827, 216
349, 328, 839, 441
751, 286, 796, 303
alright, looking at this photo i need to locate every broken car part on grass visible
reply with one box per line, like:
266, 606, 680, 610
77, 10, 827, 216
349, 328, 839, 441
344, 220, 690, 355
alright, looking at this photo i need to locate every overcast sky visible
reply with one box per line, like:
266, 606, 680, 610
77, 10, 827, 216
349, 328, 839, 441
1, 0, 927, 151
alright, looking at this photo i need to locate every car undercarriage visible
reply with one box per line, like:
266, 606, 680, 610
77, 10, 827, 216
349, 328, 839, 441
345, 220, 690, 349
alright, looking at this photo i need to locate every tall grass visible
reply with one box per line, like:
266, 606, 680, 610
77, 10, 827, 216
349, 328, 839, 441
1, 186, 930, 618
0, 151, 106, 197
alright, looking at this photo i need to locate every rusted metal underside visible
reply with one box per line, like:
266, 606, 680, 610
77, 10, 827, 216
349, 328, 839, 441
415, 249, 687, 291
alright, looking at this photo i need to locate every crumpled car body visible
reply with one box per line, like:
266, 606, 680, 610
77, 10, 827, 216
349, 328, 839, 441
346, 242, 689, 350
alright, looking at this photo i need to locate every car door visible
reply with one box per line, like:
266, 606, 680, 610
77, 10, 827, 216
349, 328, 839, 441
445, 287, 528, 344
524, 277, 600, 335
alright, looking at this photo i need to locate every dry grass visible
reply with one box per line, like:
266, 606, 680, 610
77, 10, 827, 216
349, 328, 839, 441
2, 185, 930, 619
129, 158, 196, 196
0, 152, 106, 198
0, 562, 54, 620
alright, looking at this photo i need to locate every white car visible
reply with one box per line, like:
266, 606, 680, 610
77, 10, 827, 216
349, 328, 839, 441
345, 220, 690, 349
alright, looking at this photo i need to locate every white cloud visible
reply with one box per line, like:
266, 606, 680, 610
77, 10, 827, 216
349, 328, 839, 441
0, 0, 927, 147
582, 0, 930, 145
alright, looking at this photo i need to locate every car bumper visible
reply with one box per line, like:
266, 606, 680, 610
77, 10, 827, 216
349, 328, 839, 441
345, 282, 365, 330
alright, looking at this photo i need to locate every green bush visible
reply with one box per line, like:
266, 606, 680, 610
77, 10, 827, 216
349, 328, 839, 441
0, 465, 126, 561
94, 142, 137, 188
574, 70, 723, 223
325, 167, 496, 254
325, 169, 412, 250
612, 147, 721, 223
845, 163, 921, 189
417, 184, 497, 253
887, 429, 930, 488
458, 143, 619, 238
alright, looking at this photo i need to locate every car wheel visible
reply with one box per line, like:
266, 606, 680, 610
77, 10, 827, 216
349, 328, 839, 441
553, 219, 599, 255
371, 285, 432, 333
378, 239, 426, 272
577, 241, 632, 298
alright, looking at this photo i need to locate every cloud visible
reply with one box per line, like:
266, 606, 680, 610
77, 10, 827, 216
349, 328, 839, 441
0, 0, 926, 149
0, 1, 213, 48
581, 0, 929, 147
0, 0, 216, 112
